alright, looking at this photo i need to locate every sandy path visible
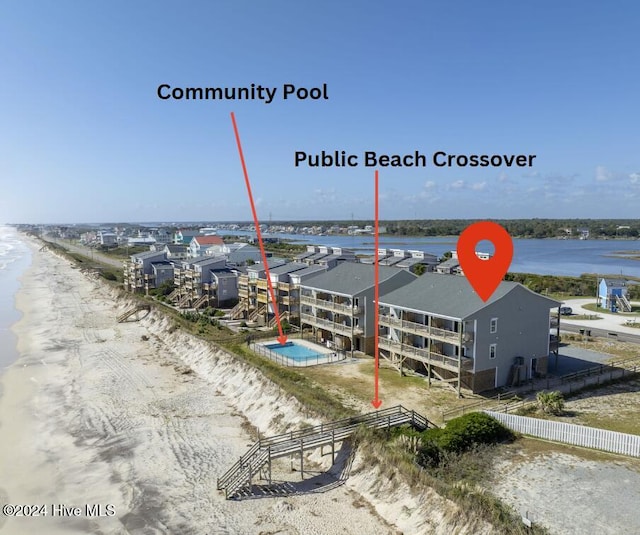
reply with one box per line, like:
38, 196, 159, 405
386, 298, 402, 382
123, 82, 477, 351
491, 448, 640, 535
0, 246, 397, 534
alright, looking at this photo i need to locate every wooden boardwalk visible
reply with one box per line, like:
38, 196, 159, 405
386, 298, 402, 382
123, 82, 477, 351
217, 405, 432, 499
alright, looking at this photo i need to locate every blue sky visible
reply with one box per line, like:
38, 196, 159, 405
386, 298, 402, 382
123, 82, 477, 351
2, 1, 640, 224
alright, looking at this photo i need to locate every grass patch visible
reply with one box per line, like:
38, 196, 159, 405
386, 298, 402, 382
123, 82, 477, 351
576, 412, 640, 435
583, 302, 640, 315
220, 341, 354, 421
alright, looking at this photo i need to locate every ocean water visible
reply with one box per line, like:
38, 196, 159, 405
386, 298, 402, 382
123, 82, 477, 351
0, 226, 32, 373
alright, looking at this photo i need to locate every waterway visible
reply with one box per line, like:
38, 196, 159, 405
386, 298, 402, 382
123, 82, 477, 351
217, 230, 640, 277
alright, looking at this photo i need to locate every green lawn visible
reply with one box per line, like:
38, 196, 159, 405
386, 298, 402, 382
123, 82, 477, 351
583, 302, 640, 315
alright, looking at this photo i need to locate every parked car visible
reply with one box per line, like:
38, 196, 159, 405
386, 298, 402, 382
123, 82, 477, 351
559, 306, 573, 315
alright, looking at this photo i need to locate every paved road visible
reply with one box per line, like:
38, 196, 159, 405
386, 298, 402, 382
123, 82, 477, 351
43, 237, 125, 269
557, 297, 640, 340
560, 322, 640, 344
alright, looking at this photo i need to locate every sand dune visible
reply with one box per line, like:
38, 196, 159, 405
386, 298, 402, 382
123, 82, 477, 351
0, 243, 491, 535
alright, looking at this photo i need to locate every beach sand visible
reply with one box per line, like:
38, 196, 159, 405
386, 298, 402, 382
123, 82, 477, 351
0, 244, 492, 535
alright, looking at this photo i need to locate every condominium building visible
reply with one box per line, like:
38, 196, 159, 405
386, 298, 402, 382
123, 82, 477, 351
299, 263, 416, 354
378, 274, 560, 394
123, 250, 168, 293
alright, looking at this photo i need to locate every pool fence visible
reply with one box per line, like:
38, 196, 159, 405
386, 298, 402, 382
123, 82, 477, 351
251, 342, 347, 367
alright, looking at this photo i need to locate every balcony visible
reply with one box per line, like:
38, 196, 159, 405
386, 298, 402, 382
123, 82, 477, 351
378, 338, 472, 372
257, 279, 269, 289
300, 312, 363, 336
300, 295, 362, 316
379, 315, 462, 345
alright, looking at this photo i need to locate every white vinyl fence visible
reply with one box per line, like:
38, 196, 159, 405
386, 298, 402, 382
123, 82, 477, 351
485, 411, 640, 458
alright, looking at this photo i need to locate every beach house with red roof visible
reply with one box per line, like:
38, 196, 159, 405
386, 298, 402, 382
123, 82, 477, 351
188, 235, 224, 258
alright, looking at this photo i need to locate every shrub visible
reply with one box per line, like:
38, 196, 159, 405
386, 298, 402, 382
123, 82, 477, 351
536, 390, 565, 415
417, 412, 513, 467
102, 271, 117, 281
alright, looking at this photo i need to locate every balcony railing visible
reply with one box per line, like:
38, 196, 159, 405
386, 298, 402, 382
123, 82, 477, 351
379, 315, 462, 345
300, 313, 363, 336
300, 295, 362, 316
379, 338, 472, 371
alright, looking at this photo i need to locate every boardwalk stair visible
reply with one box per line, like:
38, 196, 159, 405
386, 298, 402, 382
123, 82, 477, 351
217, 405, 431, 499
117, 304, 151, 323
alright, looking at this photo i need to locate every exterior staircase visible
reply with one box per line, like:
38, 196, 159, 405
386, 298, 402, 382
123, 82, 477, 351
192, 294, 209, 309
177, 294, 192, 309
217, 405, 431, 499
167, 289, 180, 302
229, 301, 246, 320
268, 311, 289, 329
249, 305, 266, 323
616, 294, 633, 312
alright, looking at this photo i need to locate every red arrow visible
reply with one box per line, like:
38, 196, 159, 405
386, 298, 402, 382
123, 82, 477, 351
230, 112, 287, 345
372, 169, 382, 409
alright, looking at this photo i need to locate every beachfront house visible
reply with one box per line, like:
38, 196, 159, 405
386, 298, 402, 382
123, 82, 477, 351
299, 263, 416, 355
378, 274, 561, 394
98, 231, 118, 246
163, 244, 189, 261
216, 242, 262, 266
599, 278, 632, 312
188, 236, 225, 258
173, 229, 203, 245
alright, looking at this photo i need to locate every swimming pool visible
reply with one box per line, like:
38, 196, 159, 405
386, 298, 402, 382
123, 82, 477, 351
255, 340, 345, 367
264, 341, 324, 361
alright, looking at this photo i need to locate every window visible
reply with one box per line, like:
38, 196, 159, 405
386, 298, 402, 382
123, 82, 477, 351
490, 317, 498, 334
489, 343, 497, 359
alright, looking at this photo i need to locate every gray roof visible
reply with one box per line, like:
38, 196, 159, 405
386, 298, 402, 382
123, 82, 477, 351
379, 273, 560, 319
306, 252, 329, 261
269, 262, 308, 275
294, 251, 315, 261
289, 264, 328, 279
396, 257, 432, 268
317, 254, 341, 263
380, 256, 406, 266
602, 278, 630, 287
302, 262, 416, 296
437, 258, 460, 269
246, 258, 286, 273
360, 252, 391, 264
165, 244, 188, 253
211, 268, 236, 280
151, 261, 173, 271
132, 250, 164, 261
192, 255, 225, 266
